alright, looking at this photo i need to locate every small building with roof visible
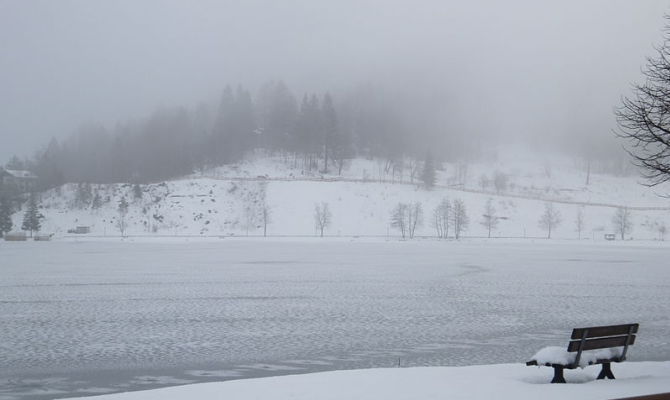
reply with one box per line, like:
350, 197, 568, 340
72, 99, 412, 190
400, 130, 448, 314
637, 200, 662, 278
0, 168, 38, 193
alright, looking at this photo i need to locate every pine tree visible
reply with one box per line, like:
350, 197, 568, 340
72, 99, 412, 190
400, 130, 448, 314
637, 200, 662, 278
420, 152, 436, 188
117, 196, 129, 237
91, 189, 102, 210
21, 193, 42, 237
321, 93, 337, 173
132, 183, 143, 201
75, 182, 92, 208
0, 195, 13, 237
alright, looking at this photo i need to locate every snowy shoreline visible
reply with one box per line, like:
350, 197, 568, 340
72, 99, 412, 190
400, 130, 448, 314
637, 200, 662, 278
8, 234, 670, 247
66, 362, 670, 400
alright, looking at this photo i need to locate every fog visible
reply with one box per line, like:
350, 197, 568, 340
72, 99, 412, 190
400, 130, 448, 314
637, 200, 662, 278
1, 0, 669, 162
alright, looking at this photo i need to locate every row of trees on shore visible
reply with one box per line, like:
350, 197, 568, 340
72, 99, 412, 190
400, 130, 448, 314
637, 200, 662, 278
1, 187, 659, 240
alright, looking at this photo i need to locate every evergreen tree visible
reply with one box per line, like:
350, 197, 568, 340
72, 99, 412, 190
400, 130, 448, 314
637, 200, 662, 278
420, 152, 436, 188
296, 94, 322, 169
91, 189, 103, 210
0, 196, 13, 237
211, 86, 236, 163
132, 183, 143, 201
296, 95, 313, 158
21, 193, 42, 237
75, 182, 93, 208
117, 196, 129, 236
257, 81, 297, 151
232, 86, 256, 157
321, 93, 338, 172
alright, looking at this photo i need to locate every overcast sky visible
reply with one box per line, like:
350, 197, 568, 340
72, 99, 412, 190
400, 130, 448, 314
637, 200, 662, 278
1, 0, 669, 163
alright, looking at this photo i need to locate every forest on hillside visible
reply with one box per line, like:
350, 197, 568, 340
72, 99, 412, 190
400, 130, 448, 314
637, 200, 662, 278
6, 81, 627, 191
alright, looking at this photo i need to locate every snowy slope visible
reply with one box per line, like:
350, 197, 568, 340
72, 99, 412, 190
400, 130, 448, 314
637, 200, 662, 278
14, 147, 670, 239
67, 362, 670, 400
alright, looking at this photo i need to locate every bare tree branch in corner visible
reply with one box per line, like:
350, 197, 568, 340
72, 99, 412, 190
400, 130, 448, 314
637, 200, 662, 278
616, 16, 670, 186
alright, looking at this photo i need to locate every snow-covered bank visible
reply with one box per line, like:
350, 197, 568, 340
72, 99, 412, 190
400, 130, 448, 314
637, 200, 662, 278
68, 362, 670, 400
12, 150, 670, 240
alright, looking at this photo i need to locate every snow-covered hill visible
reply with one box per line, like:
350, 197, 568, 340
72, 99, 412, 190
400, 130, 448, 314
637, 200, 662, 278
15, 148, 670, 240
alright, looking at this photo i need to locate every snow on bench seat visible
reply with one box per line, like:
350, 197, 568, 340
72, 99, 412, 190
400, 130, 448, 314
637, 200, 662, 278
530, 346, 624, 368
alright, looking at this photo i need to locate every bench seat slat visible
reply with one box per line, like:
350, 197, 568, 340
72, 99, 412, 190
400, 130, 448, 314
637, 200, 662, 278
571, 323, 639, 339
567, 335, 635, 352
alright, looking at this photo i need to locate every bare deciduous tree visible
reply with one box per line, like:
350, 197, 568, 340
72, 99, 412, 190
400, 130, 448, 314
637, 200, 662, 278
261, 204, 271, 237
407, 202, 423, 239
658, 222, 667, 241
451, 199, 469, 239
391, 203, 408, 239
407, 159, 420, 184
616, 18, 670, 186
390, 202, 422, 239
314, 202, 331, 237
538, 202, 561, 239
480, 198, 499, 238
243, 205, 256, 236
575, 207, 585, 239
432, 198, 451, 239
612, 206, 633, 240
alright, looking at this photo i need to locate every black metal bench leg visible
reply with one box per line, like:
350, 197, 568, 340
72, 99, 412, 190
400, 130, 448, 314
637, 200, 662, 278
597, 362, 615, 380
551, 366, 566, 383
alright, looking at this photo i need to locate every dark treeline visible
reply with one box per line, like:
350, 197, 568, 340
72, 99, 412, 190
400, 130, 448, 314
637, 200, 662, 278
9, 81, 473, 190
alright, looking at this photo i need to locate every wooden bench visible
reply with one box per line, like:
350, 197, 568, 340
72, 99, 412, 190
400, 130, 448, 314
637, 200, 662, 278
526, 323, 639, 383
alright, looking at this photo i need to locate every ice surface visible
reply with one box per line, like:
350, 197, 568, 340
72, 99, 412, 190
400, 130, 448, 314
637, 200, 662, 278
1, 238, 669, 399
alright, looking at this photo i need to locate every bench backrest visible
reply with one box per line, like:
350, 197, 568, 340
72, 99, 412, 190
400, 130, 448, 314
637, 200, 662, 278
567, 323, 638, 366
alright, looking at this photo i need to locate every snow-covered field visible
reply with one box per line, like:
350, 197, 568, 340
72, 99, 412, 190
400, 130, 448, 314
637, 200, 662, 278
66, 362, 670, 400
17, 149, 670, 239
1, 238, 669, 399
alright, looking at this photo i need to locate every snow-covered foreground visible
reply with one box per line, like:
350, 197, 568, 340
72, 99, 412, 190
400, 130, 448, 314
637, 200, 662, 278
1, 238, 669, 399
67, 362, 670, 400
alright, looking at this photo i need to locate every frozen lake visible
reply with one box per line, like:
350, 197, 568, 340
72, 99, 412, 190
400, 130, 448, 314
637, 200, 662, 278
2, 238, 669, 399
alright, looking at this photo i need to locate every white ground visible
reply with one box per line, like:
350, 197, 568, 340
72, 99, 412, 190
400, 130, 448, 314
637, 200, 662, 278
15, 147, 670, 239
1, 238, 669, 399
67, 362, 670, 400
